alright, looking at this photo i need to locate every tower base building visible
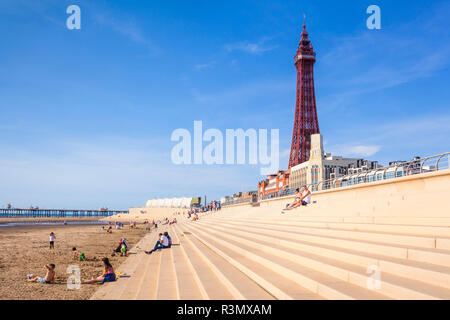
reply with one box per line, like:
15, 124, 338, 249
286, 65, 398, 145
289, 134, 379, 190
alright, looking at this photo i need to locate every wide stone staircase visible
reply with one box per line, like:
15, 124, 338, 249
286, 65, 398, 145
91, 206, 450, 300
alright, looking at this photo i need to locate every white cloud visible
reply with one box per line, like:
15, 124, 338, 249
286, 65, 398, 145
194, 62, 216, 70
326, 144, 381, 158
224, 37, 278, 55
94, 12, 160, 55
191, 78, 293, 105
344, 145, 381, 157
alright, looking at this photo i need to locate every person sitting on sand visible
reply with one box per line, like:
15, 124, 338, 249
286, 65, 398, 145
72, 247, 86, 261
145, 233, 169, 254
120, 241, 128, 256
27, 264, 55, 284
72, 247, 80, 260
82, 258, 116, 284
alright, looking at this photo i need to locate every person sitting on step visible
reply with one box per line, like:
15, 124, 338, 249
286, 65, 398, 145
164, 232, 172, 248
144, 233, 169, 254
282, 186, 311, 213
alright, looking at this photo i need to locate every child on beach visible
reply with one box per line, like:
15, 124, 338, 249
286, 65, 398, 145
27, 264, 55, 284
82, 258, 116, 284
120, 242, 128, 256
49, 232, 56, 249
72, 247, 86, 261
72, 247, 80, 260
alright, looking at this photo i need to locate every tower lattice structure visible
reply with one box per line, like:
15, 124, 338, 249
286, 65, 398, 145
288, 23, 320, 169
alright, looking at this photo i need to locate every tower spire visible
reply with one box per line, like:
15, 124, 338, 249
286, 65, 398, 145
289, 21, 320, 169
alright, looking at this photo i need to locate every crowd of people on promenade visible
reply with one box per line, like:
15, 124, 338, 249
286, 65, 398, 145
188, 201, 221, 216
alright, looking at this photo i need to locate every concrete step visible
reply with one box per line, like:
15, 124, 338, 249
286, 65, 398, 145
156, 235, 179, 299
175, 225, 284, 300
217, 216, 450, 241
197, 221, 450, 290
173, 225, 274, 300
216, 214, 450, 227
135, 251, 161, 299
213, 218, 440, 249
91, 232, 156, 300
190, 222, 450, 299
171, 225, 237, 300
170, 227, 207, 300
135, 228, 171, 300
213, 218, 450, 250
201, 219, 450, 268
183, 223, 388, 300
119, 233, 161, 299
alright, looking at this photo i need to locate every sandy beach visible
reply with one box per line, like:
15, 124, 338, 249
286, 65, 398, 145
0, 217, 102, 224
0, 222, 147, 300
101, 208, 188, 224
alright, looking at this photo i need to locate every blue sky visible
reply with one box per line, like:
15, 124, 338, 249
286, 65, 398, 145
0, 0, 449, 209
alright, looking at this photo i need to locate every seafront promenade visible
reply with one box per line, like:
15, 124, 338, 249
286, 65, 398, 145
91, 169, 450, 300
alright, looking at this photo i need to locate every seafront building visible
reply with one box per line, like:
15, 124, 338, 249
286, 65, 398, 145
257, 134, 379, 198
288, 134, 379, 189
145, 198, 192, 209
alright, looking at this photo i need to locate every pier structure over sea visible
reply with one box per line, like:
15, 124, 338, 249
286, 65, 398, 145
0, 208, 128, 218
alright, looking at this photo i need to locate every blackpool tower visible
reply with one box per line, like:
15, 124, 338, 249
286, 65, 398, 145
288, 22, 320, 169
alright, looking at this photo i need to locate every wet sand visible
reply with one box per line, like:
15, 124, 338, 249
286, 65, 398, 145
0, 223, 147, 300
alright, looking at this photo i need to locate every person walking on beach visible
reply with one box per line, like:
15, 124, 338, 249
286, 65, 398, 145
82, 258, 116, 284
49, 232, 56, 249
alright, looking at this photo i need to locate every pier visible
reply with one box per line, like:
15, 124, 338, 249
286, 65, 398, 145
0, 208, 128, 218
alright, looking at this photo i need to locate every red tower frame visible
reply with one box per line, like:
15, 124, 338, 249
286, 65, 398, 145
288, 23, 320, 169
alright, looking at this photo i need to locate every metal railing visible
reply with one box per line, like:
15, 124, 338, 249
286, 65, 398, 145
236, 152, 450, 204
316, 152, 449, 192
221, 195, 258, 207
